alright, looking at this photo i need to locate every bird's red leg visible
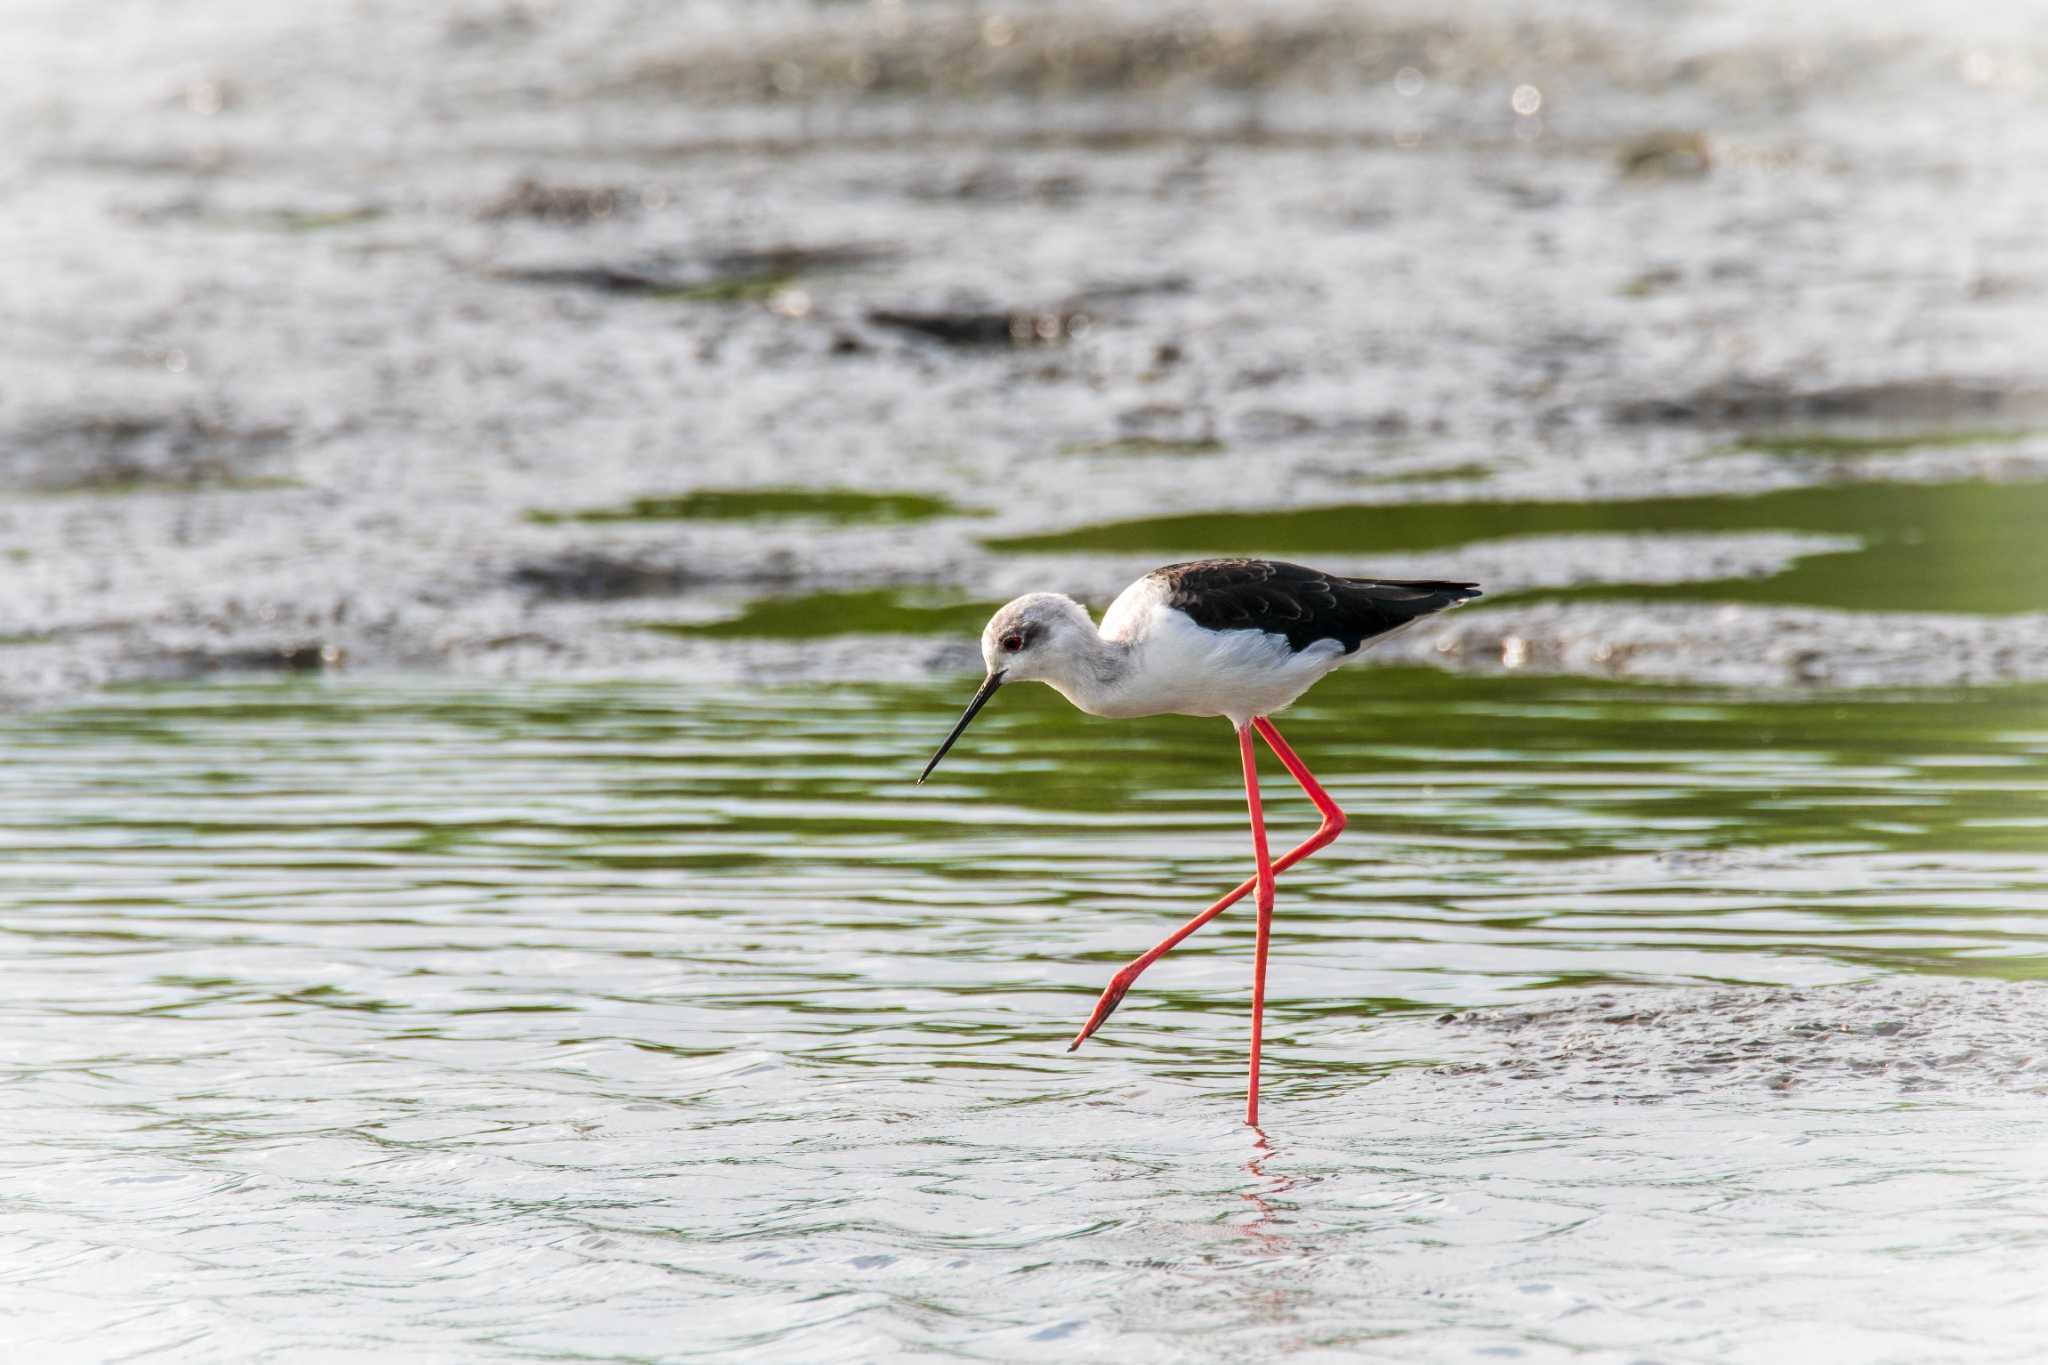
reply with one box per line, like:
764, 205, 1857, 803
1251, 717, 1347, 840
1068, 717, 1349, 1054
1240, 724, 1276, 1127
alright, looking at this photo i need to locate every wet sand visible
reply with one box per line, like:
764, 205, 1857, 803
7, 0, 2048, 705
1402, 980, 2048, 1101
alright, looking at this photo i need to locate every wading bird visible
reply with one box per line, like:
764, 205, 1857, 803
918, 559, 1480, 1125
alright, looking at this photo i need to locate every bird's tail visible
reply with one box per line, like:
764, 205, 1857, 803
1334, 577, 1481, 646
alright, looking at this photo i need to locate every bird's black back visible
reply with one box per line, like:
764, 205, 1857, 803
1149, 558, 1481, 654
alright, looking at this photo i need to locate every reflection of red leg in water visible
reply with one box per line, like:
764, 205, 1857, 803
1240, 1129, 1287, 1252
1070, 718, 1347, 1126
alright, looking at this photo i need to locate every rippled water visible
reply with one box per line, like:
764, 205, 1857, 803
6, 670, 2048, 1361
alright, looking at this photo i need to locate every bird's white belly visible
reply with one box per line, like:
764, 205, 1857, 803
1076, 601, 1349, 725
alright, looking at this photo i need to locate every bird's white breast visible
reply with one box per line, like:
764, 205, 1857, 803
1088, 578, 1348, 725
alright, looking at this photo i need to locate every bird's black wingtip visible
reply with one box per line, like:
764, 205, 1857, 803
1389, 578, 1483, 607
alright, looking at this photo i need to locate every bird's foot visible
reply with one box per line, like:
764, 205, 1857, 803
1069, 970, 1137, 1051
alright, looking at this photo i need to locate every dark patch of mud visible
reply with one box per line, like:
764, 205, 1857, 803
1235, 407, 1412, 442
507, 551, 703, 602
868, 274, 1190, 347
490, 244, 893, 300
5, 412, 291, 493
529, 488, 960, 525
868, 307, 1090, 348
1615, 129, 1713, 180
1063, 399, 1223, 454
1062, 436, 1226, 456
478, 177, 642, 225
1613, 378, 2039, 428
902, 164, 1087, 206
1414, 981, 2048, 1102
625, 9, 1618, 103
149, 640, 345, 680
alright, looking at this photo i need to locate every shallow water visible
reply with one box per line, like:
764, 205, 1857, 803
638, 588, 995, 642
987, 478, 2048, 616
5, 669, 2047, 1360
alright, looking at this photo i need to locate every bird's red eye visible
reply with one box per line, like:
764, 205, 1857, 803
1001, 633, 1025, 652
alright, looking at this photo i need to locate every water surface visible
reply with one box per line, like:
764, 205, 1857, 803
987, 480, 2048, 616
4, 670, 2046, 1360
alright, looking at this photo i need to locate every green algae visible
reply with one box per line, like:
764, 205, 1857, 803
1730, 429, 2035, 457
983, 479, 2048, 616
531, 488, 960, 526
1059, 437, 1226, 456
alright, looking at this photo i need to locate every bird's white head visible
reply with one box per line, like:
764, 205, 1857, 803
980, 592, 1096, 684
918, 593, 1099, 783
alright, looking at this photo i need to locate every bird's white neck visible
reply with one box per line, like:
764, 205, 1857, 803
1022, 622, 1136, 718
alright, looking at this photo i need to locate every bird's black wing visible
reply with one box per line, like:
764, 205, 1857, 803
1149, 559, 1481, 654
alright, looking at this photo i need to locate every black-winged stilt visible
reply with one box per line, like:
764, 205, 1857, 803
919, 558, 1480, 1125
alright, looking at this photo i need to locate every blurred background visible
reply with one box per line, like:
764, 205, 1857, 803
6, 3, 2048, 1361
7, 0, 2048, 695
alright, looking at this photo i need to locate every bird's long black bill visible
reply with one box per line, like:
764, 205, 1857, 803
917, 671, 1004, 784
